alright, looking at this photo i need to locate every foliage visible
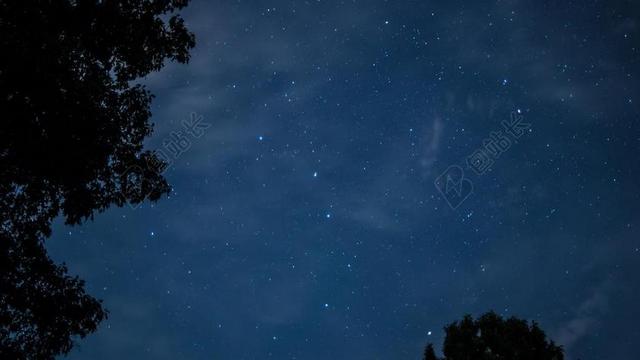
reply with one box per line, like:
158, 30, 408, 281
0, 231, 106, 359
423, 311, 564, 360
0, 1, 195, 358
0, 0, 195, 237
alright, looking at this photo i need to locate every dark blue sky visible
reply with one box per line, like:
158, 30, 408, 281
49, 0, 640, 359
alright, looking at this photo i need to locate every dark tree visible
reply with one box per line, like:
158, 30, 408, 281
423, 343, 438, 360
422, 311, 564, 360
0, 0, 195, 237
0, 231, 106, 359
0, 0, 195, 358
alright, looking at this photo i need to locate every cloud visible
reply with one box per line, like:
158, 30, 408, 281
554, 282, 610, 356
420, 116, 443, 175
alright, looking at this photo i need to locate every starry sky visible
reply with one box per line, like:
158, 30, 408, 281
48, 1, 640, 359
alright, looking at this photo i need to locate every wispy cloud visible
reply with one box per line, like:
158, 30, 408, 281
554, 282, 610, 357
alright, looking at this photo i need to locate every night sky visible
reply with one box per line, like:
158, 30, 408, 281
47, 0, 640, 359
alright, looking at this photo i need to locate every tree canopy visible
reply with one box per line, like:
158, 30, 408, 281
423, 312, 564, 360
0, 230, 106, 359
423, 344, 438, 360
0, 0, 195, 237
0, 1, 195, 358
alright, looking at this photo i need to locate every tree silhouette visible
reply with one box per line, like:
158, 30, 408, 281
1, 0, 195, 237
422, 311, 564, 360
0, 231, 106, 359
1, 1, 195, 358
423, 343, 438, 360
